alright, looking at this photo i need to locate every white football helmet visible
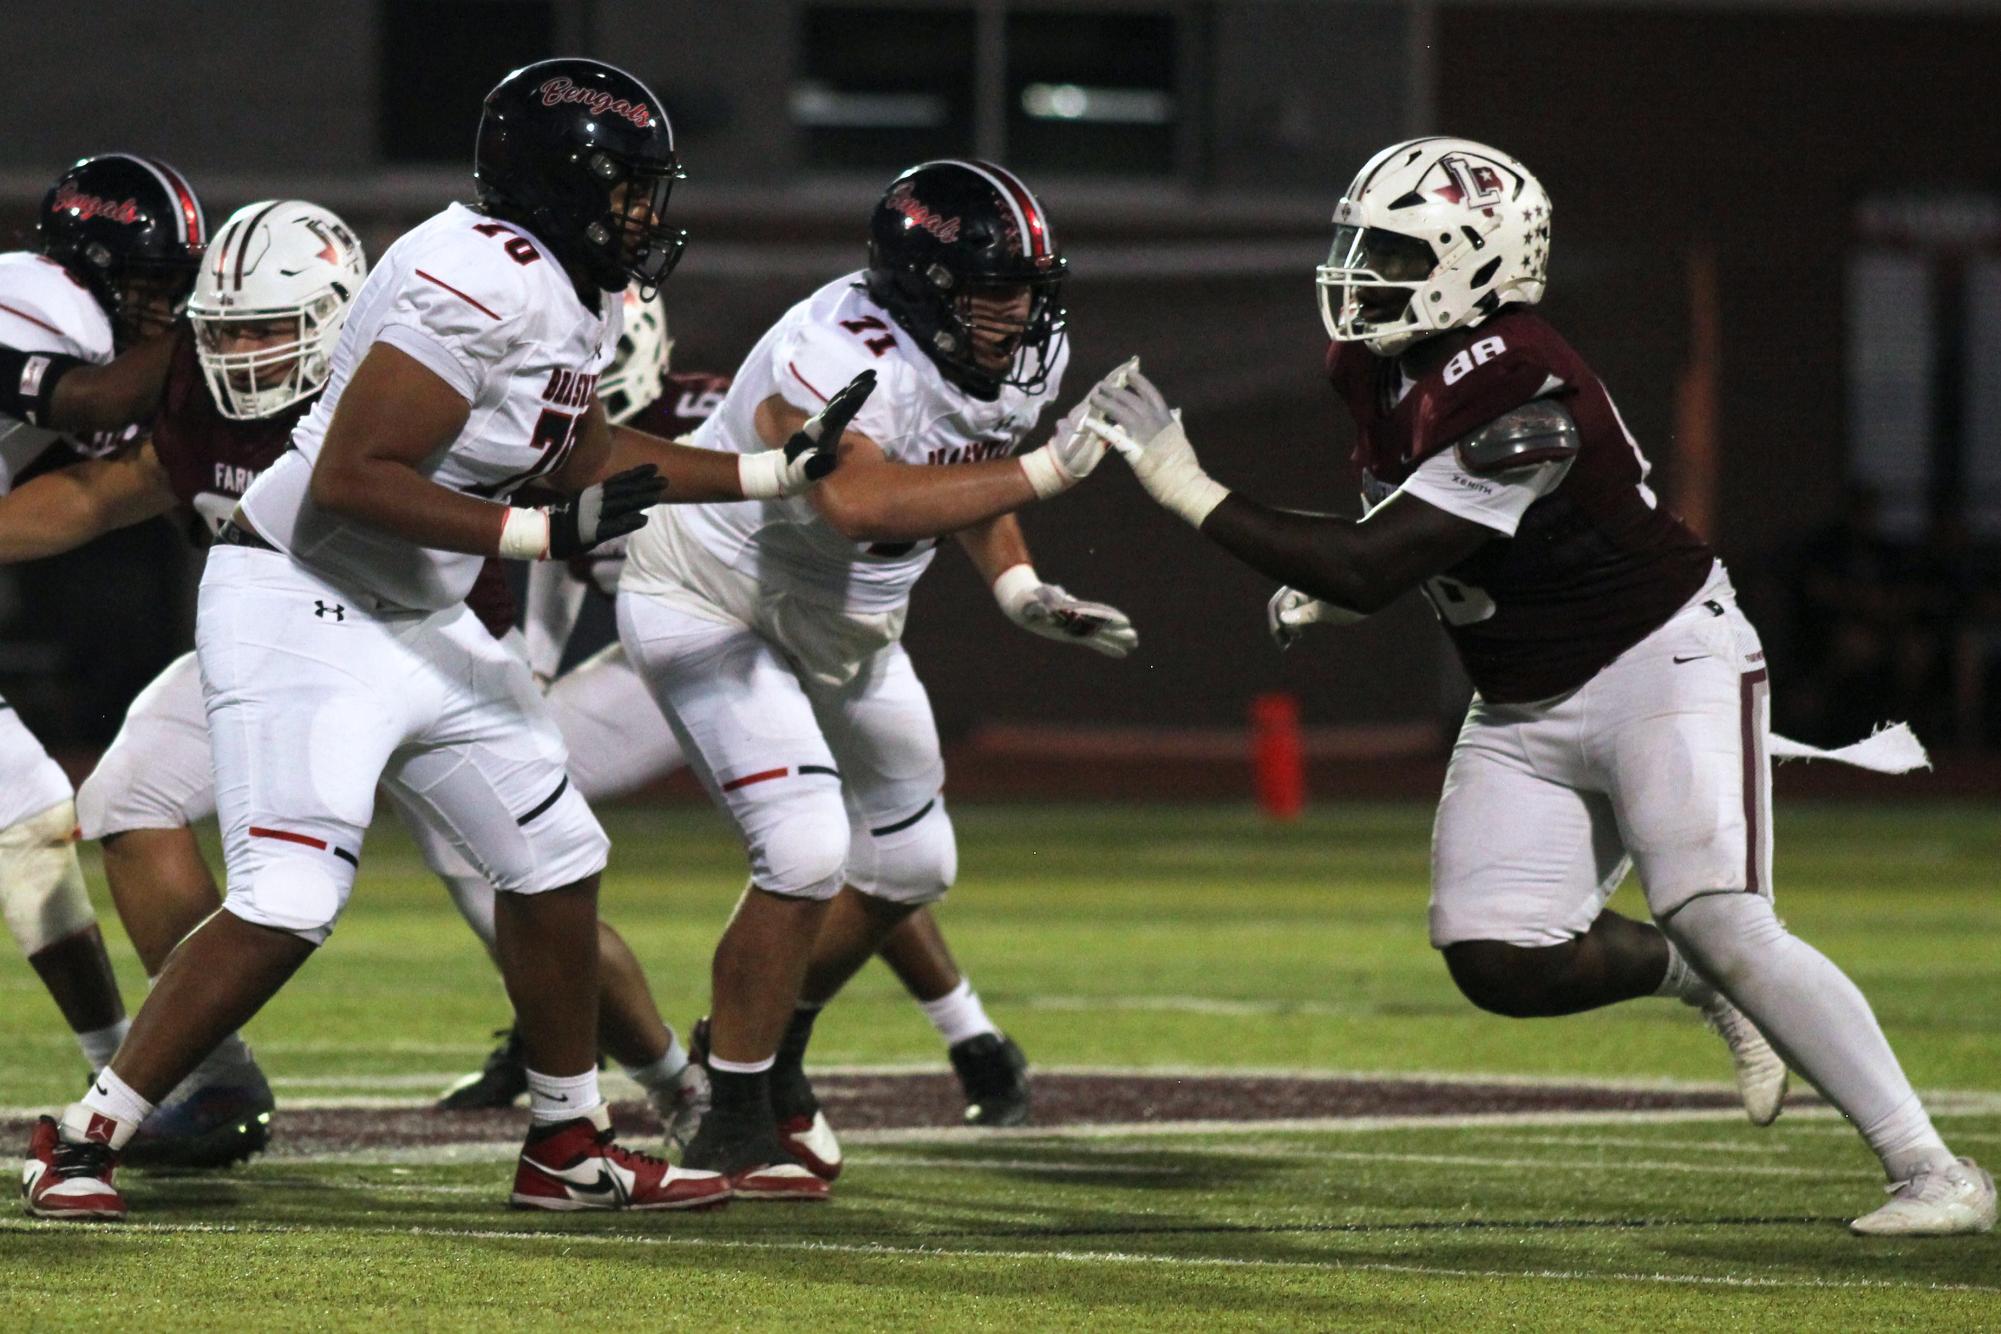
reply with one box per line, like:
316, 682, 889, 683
1316, 137, 1551, 357
188, 200, 367, 420
599, 287, 672, 424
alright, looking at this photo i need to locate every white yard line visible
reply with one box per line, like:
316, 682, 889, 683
211, 1104, 1918, 1167
2, 1217, 1996, 1296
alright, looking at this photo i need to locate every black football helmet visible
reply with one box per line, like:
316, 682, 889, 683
863, 159, 1067, 398
38, 154, 206, 349
474, 58, 686, 295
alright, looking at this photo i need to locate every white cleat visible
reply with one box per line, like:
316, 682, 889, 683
1701, 995, 1788, 1126
1850, 1157, 1997, 1237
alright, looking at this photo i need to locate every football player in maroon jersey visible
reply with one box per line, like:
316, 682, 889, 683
1091, 138, 1992, 1237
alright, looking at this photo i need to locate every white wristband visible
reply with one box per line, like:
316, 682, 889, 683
1018, 447, 1071, 501
497, 506, 551, 560
1162, 473, 1232, 529
991, 562, 1042, 617
738, 449, 787, 500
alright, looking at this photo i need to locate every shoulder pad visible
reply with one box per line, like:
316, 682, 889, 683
1452, 398, 1579, 476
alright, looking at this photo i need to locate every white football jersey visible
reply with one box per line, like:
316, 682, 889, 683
242, 203, 620, 611
625, 272, 1067, 615
0, 251, 116, 495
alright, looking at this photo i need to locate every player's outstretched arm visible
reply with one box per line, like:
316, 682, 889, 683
1092, 369, 1488, 614
798, 363, 1122, 543
310, 342, 664, 560
597, 370, 866, 502
0, 442, 177, 563
956, 513, 1137, 659
0, 329, 179, 435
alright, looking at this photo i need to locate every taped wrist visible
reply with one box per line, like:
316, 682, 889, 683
1018, 446, 1075, 501
0, 346, 85, 428
497, 506, 552, 560
991, 563, 1042, 619
737, 449, 787, 500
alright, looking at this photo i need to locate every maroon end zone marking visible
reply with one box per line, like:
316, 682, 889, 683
0, 1075, 1796, 1159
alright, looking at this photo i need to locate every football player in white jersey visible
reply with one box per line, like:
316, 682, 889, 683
24, 58, 864, 1222
447, 291, 1032, 1133
0, 153, 204, 1100
618, 159, 1135, 1197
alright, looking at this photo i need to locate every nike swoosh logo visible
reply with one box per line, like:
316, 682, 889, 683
1672, 654, 1711, 664
547, 1092, 569, 1103
93, 1083, 108, 1097
277, 266, 311, 276
528, 1162, 625, 1203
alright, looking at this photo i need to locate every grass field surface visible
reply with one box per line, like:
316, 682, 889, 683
2, 801, 1997, 1328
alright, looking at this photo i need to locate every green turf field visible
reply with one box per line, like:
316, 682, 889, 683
3, 801, 1998, 1328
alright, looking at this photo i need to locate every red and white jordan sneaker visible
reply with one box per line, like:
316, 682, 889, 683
22, 1115, 126, 1222
511, 1110, 731, 1212
778, 1109, 844, 1182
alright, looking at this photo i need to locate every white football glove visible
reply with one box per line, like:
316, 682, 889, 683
993, 564, 1137, 658
1018, 357, 1138, 500
1086, 368, 1231, 527
1267, 585, 1370, 650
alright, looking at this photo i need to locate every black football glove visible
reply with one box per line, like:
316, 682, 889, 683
547, 464, 664, 560
786, 369, 877, 482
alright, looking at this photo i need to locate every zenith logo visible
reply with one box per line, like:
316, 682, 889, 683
314, 601, 345, 621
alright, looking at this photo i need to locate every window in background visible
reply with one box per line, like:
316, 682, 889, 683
1846, 250, 1934, 539
1007, 9, 1178, 176
1849, 193, 2001, 538
794, 6, 977, 172
379, 0, 556, 164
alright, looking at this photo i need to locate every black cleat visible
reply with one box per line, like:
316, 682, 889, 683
436, 1029, 528, 1111
950, 1033, 1029, 1127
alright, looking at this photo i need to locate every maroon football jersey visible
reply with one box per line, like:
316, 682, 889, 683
627, 370, 730, 439
152, 330, 304, 536
1329, 308, 1713, 703
152, 331, 517, 639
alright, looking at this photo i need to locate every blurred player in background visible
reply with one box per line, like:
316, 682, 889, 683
617, 159, 1136, 1199
0, 153, 204, 1099
441, 288, 1035, 1137
22, 57, 858, 1221
1092, 136, 1994, 1238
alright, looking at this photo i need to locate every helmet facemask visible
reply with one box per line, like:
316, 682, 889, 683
191, 290, 342, 421
945, 270, 1067, 395
1315, 225, 1442, 354
106, 257, 201, 349
599, 289, 672, 425
580, 153, 687, 296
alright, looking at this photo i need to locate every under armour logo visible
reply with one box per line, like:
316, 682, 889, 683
314, 601, 345, 621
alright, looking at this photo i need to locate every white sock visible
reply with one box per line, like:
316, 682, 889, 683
78, 1066, 154, 1144
709, 1053, 774, 1075
1665, 893, 1952, 1181
1862, 1093, 1955, 1182
622, 1034, 689, 1093
1651, 940, 1715, 1006
920, 979, 1000, 1048
76, 1019, 129, 1074
524, 1067, 602, 1125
